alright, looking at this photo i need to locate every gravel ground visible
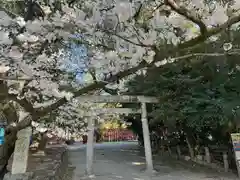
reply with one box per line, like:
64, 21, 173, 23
67, 142, 239, 180
62, 164, 75, 180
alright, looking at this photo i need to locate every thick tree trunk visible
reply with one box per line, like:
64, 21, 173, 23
0, 113, 33, 178
0, 130, 17, 179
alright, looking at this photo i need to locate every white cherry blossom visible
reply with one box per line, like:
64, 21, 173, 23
0, 0, 239, 126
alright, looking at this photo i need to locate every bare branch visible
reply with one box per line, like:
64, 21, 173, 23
146, 2, 166, 20
104, 29, 155, 48
69, 37, 115, 51
130, 25, 145, 43
153, 2, 165, 14
99, 5, 115, 12
165, 0, 207, 35
133, 3, 143, 20
88, 69, 97, 83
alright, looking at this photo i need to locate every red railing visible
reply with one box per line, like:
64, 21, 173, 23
102, 129, 137, 142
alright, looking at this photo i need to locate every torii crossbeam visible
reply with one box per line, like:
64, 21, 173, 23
77, 95, 158, 103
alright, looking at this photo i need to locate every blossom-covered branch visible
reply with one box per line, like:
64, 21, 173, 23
103, 29, 154, 48
0, 0, 240, 133
165, 0, 207, 35
178, 11, 240, 50
38, 11, 240, 117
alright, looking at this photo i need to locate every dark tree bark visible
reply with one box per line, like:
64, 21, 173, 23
0, 129, 17, 179
0, 106, 32, 178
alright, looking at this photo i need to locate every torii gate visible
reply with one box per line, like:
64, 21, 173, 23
79, 95, 159, 175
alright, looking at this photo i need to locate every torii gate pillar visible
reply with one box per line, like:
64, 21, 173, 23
141, 102, 154, 173
79, 95, 158, 175
86, 116, 95, 176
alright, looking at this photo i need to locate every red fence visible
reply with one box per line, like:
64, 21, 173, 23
102, 129, 137, 142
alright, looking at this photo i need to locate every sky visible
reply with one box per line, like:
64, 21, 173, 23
63, 37, 88, 84
63, 41, 111, 95
62, 35, 114, 95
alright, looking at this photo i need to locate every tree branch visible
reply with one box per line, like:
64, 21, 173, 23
6, 114, 33, 134
133, 3, 143, 20
2, 1, 240, 136
104, 30, 155, 48
70, 37, 115, 51
165, 0, 207, 35
36, 61, 148, 115
147, 2, 166, 20
178, 12, 240, 50
0, 6, 19, 18
88, 69, 97, 83
0, 76, 51, 81
154, 51, 240, 66
88, 68, 119, 95
35, 11, 240, 118
102, 87, 118, 95
7, 94, 34, 113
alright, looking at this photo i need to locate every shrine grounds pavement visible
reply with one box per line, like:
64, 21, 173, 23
67, 142, 239, 180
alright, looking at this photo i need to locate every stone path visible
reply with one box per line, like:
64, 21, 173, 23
67, 142, 239, 180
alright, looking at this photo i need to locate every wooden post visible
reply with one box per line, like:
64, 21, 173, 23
12, 127, 32, 174
231, 133, 240, 177
176, 145, 181, 159
236, 158, 240, 178
86, 116, 95, 176
141, 102, 154, 173
167, 146, 172, 156
204, 147, 211, 163
186, 136, 194, 159
223, 152, 229, 172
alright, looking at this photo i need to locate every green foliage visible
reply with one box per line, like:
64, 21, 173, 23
0, 0, 25, 17
124, 30, 240, 145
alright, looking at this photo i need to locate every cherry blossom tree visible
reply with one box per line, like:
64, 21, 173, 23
0, 0, 240, 176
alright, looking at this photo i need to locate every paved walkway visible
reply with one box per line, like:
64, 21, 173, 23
68, 142, 239, 180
